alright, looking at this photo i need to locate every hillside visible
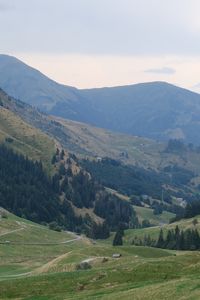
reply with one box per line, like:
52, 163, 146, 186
2, 84, 200, 178
124, 214, 200, 246
0, 209, 88, 278
0, 54, 79, 110
54, 117, 200, 175
79, 82, 200, 144
1, 210, 200, 299
1, 81, 200, 299
0, 89, 55, 173
1, 88, 200, 219
2, 55, 200, 144
0, 89, 139, 237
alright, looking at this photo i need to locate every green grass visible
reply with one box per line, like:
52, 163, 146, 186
133, 205, 175, 225
56, 117, 200, 177
0, 250, 200, 299
124, 214, 200, 244
0, 108, 55, 173
0, 211, 85, 278
1, 212, 200, 299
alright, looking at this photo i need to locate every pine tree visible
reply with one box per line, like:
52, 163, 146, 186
157, 228, 164, 248
113, 229, 123, 246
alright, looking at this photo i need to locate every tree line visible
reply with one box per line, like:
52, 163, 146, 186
0, 144, 138, 239
132, 225, 200, 251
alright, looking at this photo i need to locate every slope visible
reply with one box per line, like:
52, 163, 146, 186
2, 55, 200, 143
0, 215, 200, 300
0, 89, 55, 172
79, 82, 200, 144
0, 54, 79, 110
1, 87, 200, 217
0, 209, 88, 278
124, 214, 200, 243
54, 117, 200, 175
0, 89, 139, 238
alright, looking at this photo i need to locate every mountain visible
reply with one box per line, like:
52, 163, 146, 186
0, 89, 55, 172
0, 89, 138, 237
79, 82, 200, 144
0, 54, 79, 110
2, 86, 200, 207
1, 55, 200, 144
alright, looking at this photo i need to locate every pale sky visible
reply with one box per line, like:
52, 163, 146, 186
1, 0, 200, 91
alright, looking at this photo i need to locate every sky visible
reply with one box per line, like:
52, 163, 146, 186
1, 0, 200, 90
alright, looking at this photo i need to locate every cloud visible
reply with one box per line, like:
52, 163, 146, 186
0, 1, 14, 12
1, 0, 200, 56
145, 67, 176, 75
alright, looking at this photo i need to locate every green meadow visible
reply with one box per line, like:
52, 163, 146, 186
0, 212, 200, 299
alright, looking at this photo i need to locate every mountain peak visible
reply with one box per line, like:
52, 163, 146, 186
1, 55, 200, 144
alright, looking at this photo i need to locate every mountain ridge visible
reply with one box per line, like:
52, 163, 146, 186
1, 54, 200, 144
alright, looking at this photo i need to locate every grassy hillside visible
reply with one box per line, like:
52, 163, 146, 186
2, 85, 200, 179
0, 211, 200, 299
133, 205, 175, 225
55, 117, 163, 169
55, 117, 200, 176
0, 210, 87, 278
0, 107, 55, 172
124, 214, 200, 243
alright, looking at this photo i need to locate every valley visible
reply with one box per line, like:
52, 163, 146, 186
1, 56, 200, 299
2, 1, 200, 298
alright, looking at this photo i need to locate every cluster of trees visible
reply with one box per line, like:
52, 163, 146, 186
81, 157, 196, 214
165, 139, 200, 154
84, 217, 110, 239
163, 165, 194, 186
0, 144, 60, 223
0, 144, 137, 239
174, 200, 200, 223
156, 226, 200, 250
94, 193, 139, 230
70, 172, 97, 208
184, 201, 200, 219
165, 139, 186, 153
133, 225, 200, 251
81, 158, 168, 199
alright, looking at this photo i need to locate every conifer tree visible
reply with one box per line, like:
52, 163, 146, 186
157, 228, 164, 248
113, 229, 123, 246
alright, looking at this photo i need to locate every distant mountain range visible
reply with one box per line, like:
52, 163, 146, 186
1, 54, 200, 144
1, 70, 200, 232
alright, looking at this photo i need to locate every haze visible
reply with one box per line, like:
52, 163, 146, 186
1, 0, 200, 90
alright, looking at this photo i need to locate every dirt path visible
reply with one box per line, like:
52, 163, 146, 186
0, 227, 24, 237
33, 251, 73, 274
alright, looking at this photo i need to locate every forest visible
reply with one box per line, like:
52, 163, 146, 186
132, 225, 200, 251
81, 157, 197, 208
0, 144, 138, 238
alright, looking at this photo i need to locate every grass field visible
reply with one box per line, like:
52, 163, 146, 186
133, 205, 175, 225
0, 211, 86, 278
0, 211, 200, 299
